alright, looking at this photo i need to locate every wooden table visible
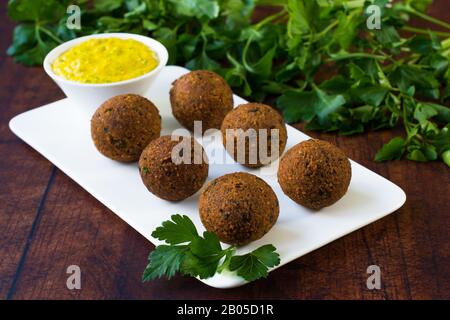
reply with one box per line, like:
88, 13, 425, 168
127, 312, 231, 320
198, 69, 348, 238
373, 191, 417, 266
1, 2, 449, 300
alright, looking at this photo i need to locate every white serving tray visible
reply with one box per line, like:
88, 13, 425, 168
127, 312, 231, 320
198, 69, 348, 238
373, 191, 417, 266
9, 66, 406, 289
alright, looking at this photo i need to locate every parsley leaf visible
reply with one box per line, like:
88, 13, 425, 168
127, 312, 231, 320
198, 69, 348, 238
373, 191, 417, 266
189, 231, 222, 257
8, 0, 66, 22
229, 245, 280, 282
169, 0, 220, 19
350, 85, 389, 107
375, 137, 406, 161
277, 90, 317, 123
94, 0, 123, 13
442, 150, 450, 167
414, 103, 438, 125
421, 103, 450, 124
182, 251, 224, 279
142, 245, 188, 281
182, 231, 226, 279
277, 87, 346, 124
151, 214, 199, 245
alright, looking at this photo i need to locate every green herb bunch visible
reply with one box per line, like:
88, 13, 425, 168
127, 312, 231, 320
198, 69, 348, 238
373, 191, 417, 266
142, 215, 280, 282
7, 0, 450, 165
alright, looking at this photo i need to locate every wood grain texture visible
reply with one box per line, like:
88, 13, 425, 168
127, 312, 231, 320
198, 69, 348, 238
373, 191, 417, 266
0, 1, 449, 300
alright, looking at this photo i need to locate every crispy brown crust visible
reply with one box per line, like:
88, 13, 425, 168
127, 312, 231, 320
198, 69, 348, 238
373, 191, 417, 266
170, 70, 233, 132
91, 94, 161, 162
139, 135, 209, 201
199, 172, 279, 245
221, 103, 287, 168
277, 139, 352, 210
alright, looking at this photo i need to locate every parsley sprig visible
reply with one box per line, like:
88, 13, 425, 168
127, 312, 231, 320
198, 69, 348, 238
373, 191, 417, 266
142, 215, 280, 282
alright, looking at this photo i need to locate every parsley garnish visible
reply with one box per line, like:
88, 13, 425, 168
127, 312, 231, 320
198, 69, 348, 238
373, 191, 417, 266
229, 244, 280, 282
142, 215, 280, 282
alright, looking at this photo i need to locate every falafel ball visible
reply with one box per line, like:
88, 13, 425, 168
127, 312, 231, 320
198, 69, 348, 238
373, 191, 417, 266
199, 172, 279, 245
91, 94, 161, 162
277, 139, 351, 210
170, 70, 233, 132
139, 135, 209, 201
221, 103, 287, 168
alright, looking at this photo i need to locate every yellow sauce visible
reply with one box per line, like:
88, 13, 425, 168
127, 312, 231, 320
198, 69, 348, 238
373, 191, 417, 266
52, 38, 159, 84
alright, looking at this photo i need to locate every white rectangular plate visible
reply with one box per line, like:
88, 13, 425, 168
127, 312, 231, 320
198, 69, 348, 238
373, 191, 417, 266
9, 65, 406, 289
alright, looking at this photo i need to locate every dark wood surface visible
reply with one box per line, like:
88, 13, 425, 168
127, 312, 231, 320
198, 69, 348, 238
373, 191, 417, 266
1, 2, 449, 300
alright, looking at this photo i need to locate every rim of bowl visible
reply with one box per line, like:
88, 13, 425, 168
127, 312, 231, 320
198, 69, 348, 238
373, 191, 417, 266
43, 33, 169, 87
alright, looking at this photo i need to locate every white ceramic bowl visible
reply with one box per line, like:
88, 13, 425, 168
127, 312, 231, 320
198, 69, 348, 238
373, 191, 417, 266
43, 33, 168, 115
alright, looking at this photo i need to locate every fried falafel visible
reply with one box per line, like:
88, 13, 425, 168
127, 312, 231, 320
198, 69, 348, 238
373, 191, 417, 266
221, 103, 287, 168
199, 172, 279, 245
139, 135, 209, 201
277, 139, 351, 210
170, 70, 233, 132
91, 94, 161, 162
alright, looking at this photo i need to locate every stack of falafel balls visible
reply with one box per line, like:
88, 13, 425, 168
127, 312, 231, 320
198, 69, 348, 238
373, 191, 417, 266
90, 70, 351, 246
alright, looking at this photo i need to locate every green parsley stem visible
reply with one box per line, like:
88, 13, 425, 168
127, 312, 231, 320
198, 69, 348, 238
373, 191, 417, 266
242, 34, 256, 73
402, 26, 450, 38
401, 99, 411, 138
313, 20, 339, 41
34, 26, 44, 46
254, 9, 287, 31
328, 52, 386, 62
37, 26, 63, 44
404, 7, 450, 30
